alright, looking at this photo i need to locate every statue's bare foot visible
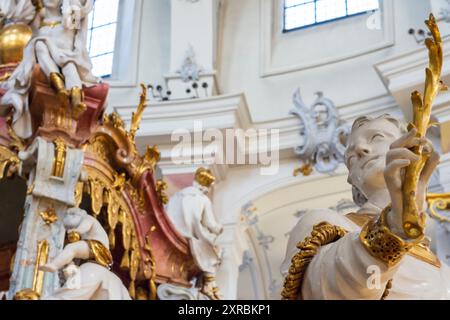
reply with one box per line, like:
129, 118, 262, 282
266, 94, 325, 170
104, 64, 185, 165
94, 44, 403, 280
39, 263, 58, 273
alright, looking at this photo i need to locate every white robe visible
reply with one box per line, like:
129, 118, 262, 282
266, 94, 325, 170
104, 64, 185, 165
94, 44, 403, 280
282, 209, 450, 299
43, 263, 131, 300
166, 185, 222, 274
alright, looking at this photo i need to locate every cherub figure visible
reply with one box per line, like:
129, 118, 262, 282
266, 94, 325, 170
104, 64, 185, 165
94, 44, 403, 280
41, 207, 112, 272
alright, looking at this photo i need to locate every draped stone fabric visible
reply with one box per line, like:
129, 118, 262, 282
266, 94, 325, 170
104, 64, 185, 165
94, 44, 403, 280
166, 182, 222, 274
43, 263, 131, 300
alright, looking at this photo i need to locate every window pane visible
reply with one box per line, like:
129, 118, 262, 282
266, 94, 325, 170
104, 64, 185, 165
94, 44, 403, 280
91, 54, 114, 78
86, 0, 119, 77
284, 0, 379, 31
89, 24, 117, 57
285, 3, 316, 29
316, 0, 346, 23
285, 0, 312, 8
347, 0, 379, 15
91, 0, 120, 27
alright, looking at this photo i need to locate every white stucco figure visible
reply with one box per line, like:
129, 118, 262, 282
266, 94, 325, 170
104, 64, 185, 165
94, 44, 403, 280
166, 168, 223, 300
282, 115, 450, 300
39, 207, 130, 300
41, 207, 111, 273
0, 0, 99, 139
43, 262, 131, 300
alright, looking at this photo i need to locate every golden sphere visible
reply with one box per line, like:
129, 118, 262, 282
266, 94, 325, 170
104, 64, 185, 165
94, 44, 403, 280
0, 23, 32, 65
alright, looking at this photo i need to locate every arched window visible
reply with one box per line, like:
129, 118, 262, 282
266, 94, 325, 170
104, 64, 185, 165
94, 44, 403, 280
86, 0, 120, 78
284, 0, 379, 32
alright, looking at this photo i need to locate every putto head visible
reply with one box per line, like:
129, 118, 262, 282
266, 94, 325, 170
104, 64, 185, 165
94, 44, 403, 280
64, 207, 87, 229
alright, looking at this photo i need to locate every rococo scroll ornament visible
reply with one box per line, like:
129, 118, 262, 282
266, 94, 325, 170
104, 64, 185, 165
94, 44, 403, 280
290, 89, 350, 176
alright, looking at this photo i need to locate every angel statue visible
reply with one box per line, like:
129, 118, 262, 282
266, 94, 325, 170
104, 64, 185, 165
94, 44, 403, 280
166, 168, 224, 300
0, 0, 99, 139
40, 208, 131, 300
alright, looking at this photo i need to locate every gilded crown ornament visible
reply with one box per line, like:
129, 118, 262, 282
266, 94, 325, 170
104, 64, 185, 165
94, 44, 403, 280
195, 168, 215, 188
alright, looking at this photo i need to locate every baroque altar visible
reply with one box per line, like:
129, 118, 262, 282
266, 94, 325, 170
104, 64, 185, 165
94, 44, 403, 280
0, 0, 214, 300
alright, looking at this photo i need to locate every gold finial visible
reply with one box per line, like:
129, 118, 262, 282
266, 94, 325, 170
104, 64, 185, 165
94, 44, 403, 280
129, 83, 148, 140
195, 167, 216, 188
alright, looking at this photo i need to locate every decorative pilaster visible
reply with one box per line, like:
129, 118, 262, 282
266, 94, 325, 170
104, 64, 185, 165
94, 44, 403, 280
8, 138, 84, 299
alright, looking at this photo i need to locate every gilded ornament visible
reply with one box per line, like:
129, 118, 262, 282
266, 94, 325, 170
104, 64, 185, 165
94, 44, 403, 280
31, 240, 49, 298
40, 21, 62, 29
13, 288, 40, 300
74, 182, 84, 207
0, 23, 32, 65
39, 208, 58, 225
87, 240, 113, 269
67, 231, 81, 243
156, 179, 169, 205
0, 72, 12, 82
144, 235, 157, 300
402, 14, 448, 239
129, 84, 149, 140
293, 162, 313, 177
104, 112, 126, 133
281, 222, 347, 300
427, 193, 450, 224
89, 177, 105, 216
360, 205, 421, 267
52, 138, 66, 178
112, 172, 126, 192
0, 146, 20, 179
